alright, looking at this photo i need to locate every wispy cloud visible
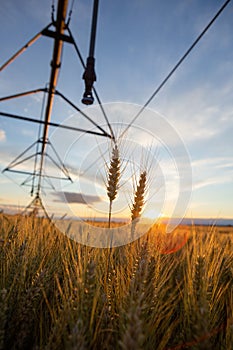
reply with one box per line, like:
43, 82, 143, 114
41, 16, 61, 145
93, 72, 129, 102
53, 191, 102, 205
193, 176, 232, 191
192, 156, 233, 190
0, 203, 24, 214
192, 157, 233, 168
0, 129, 6, 142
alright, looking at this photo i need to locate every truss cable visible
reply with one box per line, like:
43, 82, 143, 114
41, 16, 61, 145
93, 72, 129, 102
0, 88, 47, 102
3, 171, 30, 196
31, 85, 48, 196
93, 87, 116, 142
67, 27, 115, 140
0, 111, 112, 138
67, 27, 85, 66
2, 140, 39, 171
0, 23, 53, 73
47, 140, 72, 180
120, 0, 231, 139
54, 89, 111, 137
66, 0, 75, 26
51, 0, 55, 23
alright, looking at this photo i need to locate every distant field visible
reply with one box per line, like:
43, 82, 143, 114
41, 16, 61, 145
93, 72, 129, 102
216, 226, 233, 234
0, 213, 233, 350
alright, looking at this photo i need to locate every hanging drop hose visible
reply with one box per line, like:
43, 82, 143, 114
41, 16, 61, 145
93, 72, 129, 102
82, 0, 99, 105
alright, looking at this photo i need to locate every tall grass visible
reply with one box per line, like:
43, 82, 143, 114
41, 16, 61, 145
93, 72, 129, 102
0, 213, 232, 349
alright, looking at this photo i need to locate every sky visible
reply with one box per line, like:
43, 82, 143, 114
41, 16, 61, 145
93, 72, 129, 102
0, 0, 233, 222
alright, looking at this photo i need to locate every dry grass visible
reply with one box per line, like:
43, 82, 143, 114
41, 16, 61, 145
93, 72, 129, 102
0, 213, 233, 350
84, 220, 127, 228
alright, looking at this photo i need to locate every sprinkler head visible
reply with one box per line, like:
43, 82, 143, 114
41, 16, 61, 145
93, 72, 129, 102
82, 57, 96, 105
82, 91, 94, 105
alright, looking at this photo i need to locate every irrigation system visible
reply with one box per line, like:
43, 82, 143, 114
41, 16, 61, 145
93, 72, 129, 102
0, 0, 231, 217
0, 0, 113, 216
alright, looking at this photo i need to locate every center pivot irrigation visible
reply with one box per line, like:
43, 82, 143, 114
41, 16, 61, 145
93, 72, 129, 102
0, 0, 231, 217
0, 0, 114, 216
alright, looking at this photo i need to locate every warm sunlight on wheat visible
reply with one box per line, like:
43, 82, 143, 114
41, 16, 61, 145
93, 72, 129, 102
0, 213, 232, 349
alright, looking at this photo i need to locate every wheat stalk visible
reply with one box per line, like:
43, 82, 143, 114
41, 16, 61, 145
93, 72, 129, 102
0, 289, 7, 350
105, 144, 121, 286
119, 300, 144, 350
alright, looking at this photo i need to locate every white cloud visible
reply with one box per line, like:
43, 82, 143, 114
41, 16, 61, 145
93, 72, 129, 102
193, 176, 231, 191
0, 129, 6, 142
191, 156, 233, 190
20, 128, 37, 137
156, 81, 233, 146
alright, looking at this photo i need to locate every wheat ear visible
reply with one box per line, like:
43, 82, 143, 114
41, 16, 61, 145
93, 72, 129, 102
131, 171, 147, 221
107, 144, 120, 228
131, 171, 147, 239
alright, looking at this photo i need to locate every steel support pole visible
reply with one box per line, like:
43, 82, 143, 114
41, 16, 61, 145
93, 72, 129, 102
37, 0, 69, 195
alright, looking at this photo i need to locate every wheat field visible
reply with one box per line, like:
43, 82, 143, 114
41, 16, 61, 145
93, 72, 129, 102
0, 213, 233, 350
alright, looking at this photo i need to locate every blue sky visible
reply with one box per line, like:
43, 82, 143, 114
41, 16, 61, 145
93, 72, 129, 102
0, 0, 233, 221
